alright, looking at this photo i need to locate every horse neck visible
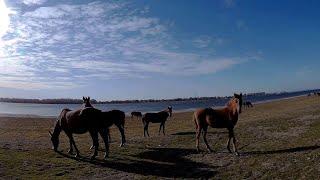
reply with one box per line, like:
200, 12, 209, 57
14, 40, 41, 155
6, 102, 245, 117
83, 103, 93, 108
52, 121, 62, 138
229, 110, 239, 126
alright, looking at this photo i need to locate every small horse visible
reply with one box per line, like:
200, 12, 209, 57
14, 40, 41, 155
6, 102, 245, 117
193, 94, 242, 155
131, 111, 142, 120
49, 107, 125, 160
142, 106, 172, 137
243, 101, 253, 108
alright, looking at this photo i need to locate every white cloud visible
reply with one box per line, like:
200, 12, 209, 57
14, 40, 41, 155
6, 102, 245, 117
23, 0, 47, 6
0, 1, 253, 90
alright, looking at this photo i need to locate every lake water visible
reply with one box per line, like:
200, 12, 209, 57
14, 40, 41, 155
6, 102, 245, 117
0, 89, 318, 117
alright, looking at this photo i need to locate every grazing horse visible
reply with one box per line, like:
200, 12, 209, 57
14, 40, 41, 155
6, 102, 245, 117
243, 101, 253, 108
193, 94, 242, 155
49, 107, 126, 160
131, 111, 142, 120
142, 106, 172, 137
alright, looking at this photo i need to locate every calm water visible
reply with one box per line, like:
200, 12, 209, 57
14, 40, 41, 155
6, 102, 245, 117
0, 90, 317, 117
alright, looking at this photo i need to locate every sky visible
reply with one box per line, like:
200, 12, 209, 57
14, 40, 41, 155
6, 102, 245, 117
0, 0, 319, 100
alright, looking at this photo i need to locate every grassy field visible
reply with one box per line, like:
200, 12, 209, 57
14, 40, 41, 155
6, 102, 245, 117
0, 96, 320, 179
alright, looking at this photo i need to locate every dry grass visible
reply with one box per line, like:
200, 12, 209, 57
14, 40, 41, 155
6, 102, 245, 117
0, 96, 320, 179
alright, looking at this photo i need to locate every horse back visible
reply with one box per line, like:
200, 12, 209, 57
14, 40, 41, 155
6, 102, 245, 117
102, 110, 125, 127
143, 112, 168, 123
194, 108, 233, 128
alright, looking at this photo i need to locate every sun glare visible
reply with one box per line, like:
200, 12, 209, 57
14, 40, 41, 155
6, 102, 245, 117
0, 0, 12, 38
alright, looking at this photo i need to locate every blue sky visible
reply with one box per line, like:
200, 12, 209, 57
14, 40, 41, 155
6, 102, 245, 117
0, 0, 319, 100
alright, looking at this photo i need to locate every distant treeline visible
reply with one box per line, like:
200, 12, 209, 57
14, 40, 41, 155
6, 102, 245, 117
0, 90, 318, 104
0, 92, 266, 104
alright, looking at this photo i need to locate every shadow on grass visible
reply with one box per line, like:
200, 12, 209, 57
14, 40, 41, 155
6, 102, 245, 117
243, 145, 320, 155
57, 148, 217, 178
171, 131, 228, 136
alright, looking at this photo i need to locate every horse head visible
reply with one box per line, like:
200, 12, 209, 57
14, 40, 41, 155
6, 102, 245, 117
49, 130, 59, 151
227, 97, 240, 116
82, 96, 92, 108
234, 93, 243, 113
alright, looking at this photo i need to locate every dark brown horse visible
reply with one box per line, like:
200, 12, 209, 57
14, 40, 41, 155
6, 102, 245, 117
82, 96, 92, 108
193, 94, 242, 155
142, 106, 172, 137
131, 111, 142, 120
49, 107, 125, 160
243, 101, 253, 108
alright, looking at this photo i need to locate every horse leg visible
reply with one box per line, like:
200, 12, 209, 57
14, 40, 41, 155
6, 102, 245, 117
116, 124, 126, 147
144, 122, 150, 137
227, 129, 233, 153
146, 122, 150, 137
108, 128, 112, 143
158, 123, 162, 135
89, 131, 99, 160
143, 120, 147, 137
99, 129, 109, 159
67, 140, 73, 154
231, 129, 239, 156
196, 126, 202, 153
202, 125, 212, 153
162, 122, 166, 135
67, 133, 80, 157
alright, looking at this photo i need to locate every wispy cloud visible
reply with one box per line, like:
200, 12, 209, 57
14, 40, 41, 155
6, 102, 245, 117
223, 0, 236, 8
0, 1, 254, 90
23, 0, 47, 6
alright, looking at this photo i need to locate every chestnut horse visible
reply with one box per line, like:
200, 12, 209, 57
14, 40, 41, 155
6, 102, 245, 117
193, 94, 242, 155
131, 111, 142, 120
49, 107, 126, 160
142, 106, 172, 137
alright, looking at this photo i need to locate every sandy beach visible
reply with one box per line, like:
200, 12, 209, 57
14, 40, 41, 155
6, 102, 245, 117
0, 96, 320, 179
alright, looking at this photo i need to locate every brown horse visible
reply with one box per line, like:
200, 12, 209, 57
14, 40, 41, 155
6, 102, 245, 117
142, 106, 172, 137
131, 111, 142, 120
193, 94, 242, 155
49, 107, 125, 160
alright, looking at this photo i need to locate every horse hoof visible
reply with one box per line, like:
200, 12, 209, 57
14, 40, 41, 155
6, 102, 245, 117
67, 150, 73, 154
207, 149, 213, 153
235, 152, 240, 156
75, 154, 80, 158
104, 155, 109, 160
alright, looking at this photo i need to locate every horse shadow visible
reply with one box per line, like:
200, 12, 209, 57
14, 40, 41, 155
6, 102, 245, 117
242, 145, 320, 155
171, 131, 228, 136
57, 147, 217, 178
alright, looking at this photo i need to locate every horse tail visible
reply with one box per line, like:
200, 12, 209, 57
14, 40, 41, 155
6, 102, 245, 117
193, 112, 199, 130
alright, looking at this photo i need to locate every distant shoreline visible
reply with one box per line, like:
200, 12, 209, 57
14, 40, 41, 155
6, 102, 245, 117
0, 89, 318, 105
0, 93, 314, 118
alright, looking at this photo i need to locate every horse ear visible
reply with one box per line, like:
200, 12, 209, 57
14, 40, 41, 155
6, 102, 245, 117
83, 96, 85, 101
49, 131, 53, 137
88, 97, 90, 100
